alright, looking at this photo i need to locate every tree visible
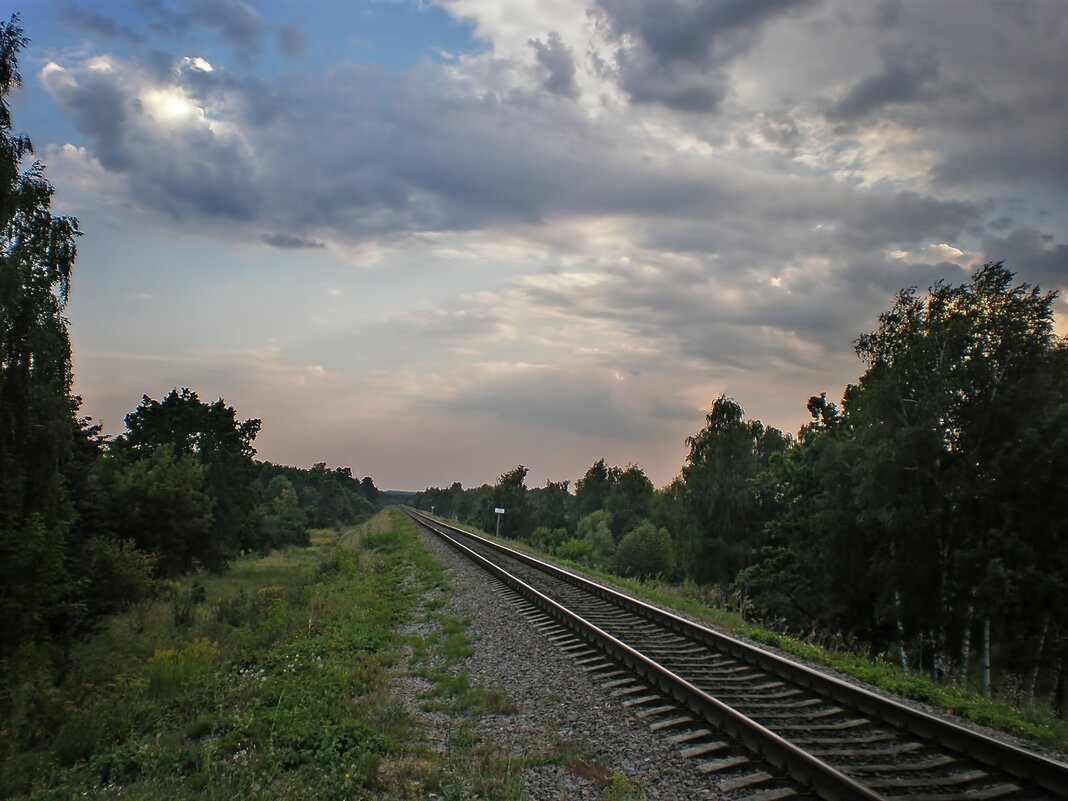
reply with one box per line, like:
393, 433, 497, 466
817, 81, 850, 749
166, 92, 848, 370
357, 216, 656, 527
574, 459, 618, 519
260, 475, 308, 548
112, 388, 262, 559
605, 464, 654, 540
615, 521, 675, 579
739, 395, 878, 648
490, 465, 529, 538
107, 444, 216, 576
679, 397, 788, 585
0, 16, 81, 652
846, 263, 1068, 682
527, 479, 572, 533
359, 476, 380, 507
576, 510, 615, 564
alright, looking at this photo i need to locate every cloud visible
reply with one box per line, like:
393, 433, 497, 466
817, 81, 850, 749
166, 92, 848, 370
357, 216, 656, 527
56, 3, 145, 44
276, 23, 307, 60
412, 309, 507, 340
40, 55, 258, 224
135, 0, 191, 38
594, 0, 818, 111
825, 49, 940, 122
435, 365, 674, 441
262, 232, 325, 249
183, 0, 266, 55
39, 0, 1068, 468
528, 32, 578, 98
980, 228, 1068, 293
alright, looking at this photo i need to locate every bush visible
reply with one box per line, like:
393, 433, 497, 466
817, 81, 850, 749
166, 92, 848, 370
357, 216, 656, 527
555, 538, 595, 565
529, 527, 568, 552
74, 538, 158, 619
615, 521, 674, 579
583, 526, 616, 565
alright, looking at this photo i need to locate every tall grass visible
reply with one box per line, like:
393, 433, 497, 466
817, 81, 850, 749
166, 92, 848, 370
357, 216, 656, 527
1, 509, 444, 800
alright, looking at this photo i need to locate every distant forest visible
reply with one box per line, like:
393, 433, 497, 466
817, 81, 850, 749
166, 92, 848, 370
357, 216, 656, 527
415, 261, 1068, 715
0, 18, 378, 714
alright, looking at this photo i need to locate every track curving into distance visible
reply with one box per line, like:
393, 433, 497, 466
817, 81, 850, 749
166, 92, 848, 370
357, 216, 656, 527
405, 508, 1068, 801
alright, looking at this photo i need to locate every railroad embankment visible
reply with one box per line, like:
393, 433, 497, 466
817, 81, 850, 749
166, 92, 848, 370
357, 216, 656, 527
2, 509, 667, 800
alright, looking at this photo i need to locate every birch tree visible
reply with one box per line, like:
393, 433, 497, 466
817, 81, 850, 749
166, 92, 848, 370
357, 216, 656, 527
0, 16, 81, 651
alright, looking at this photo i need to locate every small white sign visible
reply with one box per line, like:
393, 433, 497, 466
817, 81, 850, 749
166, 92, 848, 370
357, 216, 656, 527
494, 507, 505, 514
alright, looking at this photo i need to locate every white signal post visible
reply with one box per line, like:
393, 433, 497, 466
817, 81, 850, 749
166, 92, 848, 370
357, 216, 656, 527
494, 507, 505, 537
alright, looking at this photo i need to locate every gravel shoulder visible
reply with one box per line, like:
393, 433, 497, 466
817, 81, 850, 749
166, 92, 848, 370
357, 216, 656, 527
410, 523, 726, 800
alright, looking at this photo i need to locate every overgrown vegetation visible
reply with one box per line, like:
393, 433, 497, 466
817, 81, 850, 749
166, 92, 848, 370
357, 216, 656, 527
0, 510, 439, 799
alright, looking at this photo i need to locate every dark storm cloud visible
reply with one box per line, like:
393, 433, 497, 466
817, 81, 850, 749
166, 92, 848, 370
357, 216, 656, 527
931, 127, 1068, 195
595, 0, 817, 111
837, 191, 976, 251
825, 49, 939, 122
529, 33, 578, 98
649, 396, 697, 423
56, 3, 144, 44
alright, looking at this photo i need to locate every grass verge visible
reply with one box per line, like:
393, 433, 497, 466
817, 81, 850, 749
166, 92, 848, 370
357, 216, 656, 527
1, 508, 450, 800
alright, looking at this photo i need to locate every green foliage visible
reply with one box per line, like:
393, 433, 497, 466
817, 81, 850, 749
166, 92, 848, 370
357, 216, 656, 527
555, 538, 596, 565
71, 537, 158, 621
107, 444, 216, 575
112, 387, 262, 558
529, 525, 568, 552
257, 461, 374, 534
0, 14, 80, 655
604, 465, 654, 540
163, 579, 206, 627
602, 772, 647, 801
489, 465, 529, 538
615, 521, 674, 579
574, 458, 617, 519
527, 479, 571, 532
0, 510, 440, 800
143, 637, 218, 699
259, 475, 308, 548
576, 510, 615, 564
679, 396, 788, 585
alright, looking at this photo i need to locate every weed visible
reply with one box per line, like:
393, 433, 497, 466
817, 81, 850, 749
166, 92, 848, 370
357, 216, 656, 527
164, 579, 207, 627
143, 636, 218, 699
602, 772, 647, 801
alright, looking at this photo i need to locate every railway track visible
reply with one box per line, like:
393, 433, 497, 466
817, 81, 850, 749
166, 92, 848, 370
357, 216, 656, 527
404, 508, 1068, 801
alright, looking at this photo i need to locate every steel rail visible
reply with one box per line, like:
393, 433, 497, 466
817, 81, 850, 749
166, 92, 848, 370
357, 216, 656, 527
405, 508, 1068, 799
410, 509, 882, 801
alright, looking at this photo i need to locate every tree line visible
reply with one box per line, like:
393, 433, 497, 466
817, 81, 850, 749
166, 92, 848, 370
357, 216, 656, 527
416, 263, 1068, 715
0, 17, 378, 711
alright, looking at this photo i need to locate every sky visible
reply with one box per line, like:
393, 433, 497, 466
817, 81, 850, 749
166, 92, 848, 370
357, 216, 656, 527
8, 0, 1068, 490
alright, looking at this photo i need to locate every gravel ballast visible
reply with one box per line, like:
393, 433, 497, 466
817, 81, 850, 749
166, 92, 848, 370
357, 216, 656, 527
412, 522, 729, 800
